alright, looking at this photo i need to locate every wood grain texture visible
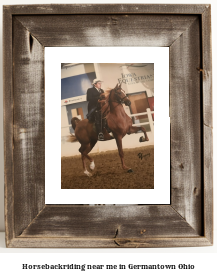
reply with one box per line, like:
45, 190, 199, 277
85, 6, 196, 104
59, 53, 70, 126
202, 6, 212, 129
3, 4, 213, 248
4, 4, 207, 15
201, 6, 213, 244
204, 125, 213, 243
8, 237, 212, 248
3, 7, 14, 247
16, 15, 197, 47
12, 17, 45, 237
20, 205, 199, 238
170, 17, 202, 235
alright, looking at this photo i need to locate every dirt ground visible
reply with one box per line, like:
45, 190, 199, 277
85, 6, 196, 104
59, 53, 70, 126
61, 145, 154, 189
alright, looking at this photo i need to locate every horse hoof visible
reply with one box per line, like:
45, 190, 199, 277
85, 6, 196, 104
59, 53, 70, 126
84, 170, 92, 177
89, 161, 95, 170
139, 136, 143, 142
127, 169, 133, 173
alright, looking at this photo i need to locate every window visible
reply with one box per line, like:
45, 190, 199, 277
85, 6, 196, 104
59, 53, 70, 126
128, 91, 154, 132
71, 107, 84, 120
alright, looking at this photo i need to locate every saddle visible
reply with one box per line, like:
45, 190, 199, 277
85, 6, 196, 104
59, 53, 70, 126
86, 107, 96, 122
86, 109, 111, 133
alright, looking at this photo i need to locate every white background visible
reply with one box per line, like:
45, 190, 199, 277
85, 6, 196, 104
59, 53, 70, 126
45, 47, 170, 204
0, 0, 216, 276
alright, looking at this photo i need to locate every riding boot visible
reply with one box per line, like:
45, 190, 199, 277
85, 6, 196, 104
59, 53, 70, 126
95, 110, 104, 141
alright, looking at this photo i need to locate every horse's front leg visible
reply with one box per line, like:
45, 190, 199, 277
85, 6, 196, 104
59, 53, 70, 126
127, 126, 149, 142
115, 135, 132, 173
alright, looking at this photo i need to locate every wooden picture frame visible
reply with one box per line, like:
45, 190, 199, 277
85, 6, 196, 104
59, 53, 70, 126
3, 4, 213, 248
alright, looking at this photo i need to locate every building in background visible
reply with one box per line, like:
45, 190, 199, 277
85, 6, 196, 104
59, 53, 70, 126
61, 63, 96, 136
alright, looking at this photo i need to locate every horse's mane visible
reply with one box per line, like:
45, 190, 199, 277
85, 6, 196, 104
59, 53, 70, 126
100, 88, 113, 117
103, 88, 112, 98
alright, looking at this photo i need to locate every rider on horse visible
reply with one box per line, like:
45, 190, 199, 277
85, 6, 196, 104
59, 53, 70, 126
86, 79, 105, 141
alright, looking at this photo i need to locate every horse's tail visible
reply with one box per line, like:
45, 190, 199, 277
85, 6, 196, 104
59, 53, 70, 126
66, 117, 81, 143
71, 117, 81, 130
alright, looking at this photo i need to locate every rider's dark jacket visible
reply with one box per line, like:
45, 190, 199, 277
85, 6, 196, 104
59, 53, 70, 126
86, 86, 104, 113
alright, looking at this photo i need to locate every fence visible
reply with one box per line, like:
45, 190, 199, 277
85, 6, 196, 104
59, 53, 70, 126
129, 108, 154, 133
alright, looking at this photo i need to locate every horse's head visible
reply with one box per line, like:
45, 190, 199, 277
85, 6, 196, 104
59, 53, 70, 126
113, 83, 131, 106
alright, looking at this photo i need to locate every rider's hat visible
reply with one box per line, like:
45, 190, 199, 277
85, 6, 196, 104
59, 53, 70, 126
92, 79, 103, 85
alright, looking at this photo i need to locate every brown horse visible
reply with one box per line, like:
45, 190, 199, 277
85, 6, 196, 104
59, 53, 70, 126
70, 83, 149, 176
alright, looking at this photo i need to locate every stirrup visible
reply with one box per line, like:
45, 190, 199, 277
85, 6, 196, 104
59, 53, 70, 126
98, 132, 104, 141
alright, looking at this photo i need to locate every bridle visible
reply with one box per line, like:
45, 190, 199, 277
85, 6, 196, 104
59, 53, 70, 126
102, 86, 130, 117
110, 88, 128, 105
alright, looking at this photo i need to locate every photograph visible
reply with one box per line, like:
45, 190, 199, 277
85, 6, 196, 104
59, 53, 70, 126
61, 63, 154, 189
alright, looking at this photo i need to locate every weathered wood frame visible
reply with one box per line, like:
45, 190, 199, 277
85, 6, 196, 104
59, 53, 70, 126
3, 4, 212, 248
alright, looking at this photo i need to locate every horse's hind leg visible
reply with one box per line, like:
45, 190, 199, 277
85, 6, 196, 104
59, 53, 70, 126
85, 153, 95, 171
80, 141, 97, 176
81, 154, 92, 177
79, 144, 92, 177
82, 140, 97, 171
127, 126, 149, 142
